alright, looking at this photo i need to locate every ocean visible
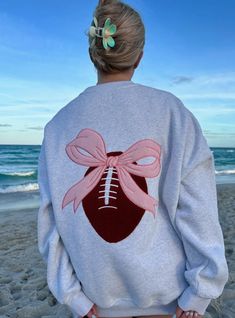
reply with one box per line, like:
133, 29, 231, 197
0, 145, 235, 213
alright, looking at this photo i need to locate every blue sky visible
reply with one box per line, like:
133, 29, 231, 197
0, 0, 234, 147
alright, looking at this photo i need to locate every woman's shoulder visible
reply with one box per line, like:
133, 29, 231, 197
137, 83, 195, 119
43, 95, 81, 132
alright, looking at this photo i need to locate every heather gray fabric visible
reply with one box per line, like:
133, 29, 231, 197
37, 80, 229, 317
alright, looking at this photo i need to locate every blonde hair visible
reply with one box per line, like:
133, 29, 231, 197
87, 0, 145, 74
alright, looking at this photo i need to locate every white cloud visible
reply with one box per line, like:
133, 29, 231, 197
193, 106, 235, 115
181, 93, 235, 100
169, 72, 235, 102
194, 72, 235, 85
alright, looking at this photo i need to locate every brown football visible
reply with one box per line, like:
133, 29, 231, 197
82, 151, 148, 243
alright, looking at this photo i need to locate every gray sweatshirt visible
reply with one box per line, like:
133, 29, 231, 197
37, 80, 229, 317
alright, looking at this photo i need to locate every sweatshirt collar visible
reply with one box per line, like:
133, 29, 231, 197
84, 80, 136, 92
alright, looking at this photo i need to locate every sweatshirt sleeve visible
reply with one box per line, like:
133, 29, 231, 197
175, 113, 229, 315
37, 135, 94, 318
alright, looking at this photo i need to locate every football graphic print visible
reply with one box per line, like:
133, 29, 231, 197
61, 128, 161, 243
82, 150, 148, 243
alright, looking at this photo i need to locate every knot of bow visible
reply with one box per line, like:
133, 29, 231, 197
62, 128, 161, 218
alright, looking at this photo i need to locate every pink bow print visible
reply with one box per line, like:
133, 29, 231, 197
62, 128, 161, 218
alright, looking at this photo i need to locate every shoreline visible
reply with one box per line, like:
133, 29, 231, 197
0, 182, 234, 215
0, 183, 234, 317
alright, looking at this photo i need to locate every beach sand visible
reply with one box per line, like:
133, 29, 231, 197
0, 184, 234, 318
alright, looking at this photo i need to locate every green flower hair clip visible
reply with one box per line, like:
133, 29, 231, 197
89, 16, 117, 50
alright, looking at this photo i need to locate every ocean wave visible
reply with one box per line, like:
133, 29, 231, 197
215, 169, 235, 175
0, 170, 36, 177
0, 182, 39, 193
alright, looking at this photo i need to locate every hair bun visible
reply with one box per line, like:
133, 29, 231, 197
89, 0, 145, 74
98, 0, 119, 6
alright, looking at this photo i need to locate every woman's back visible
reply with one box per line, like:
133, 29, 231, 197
37, 79, 228, 317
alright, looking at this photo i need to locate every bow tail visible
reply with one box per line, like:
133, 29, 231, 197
61, 166, 105, 213
117, 168, 158, 218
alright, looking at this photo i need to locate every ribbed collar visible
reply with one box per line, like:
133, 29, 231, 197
84, 80, 137, 92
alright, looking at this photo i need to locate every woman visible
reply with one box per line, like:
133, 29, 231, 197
37, 1, 229, 318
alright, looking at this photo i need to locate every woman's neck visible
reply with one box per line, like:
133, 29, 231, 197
97, 68, 134, 84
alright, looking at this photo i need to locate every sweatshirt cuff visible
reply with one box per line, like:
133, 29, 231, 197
65, 290, 94, 317
177, 286, 212, 315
